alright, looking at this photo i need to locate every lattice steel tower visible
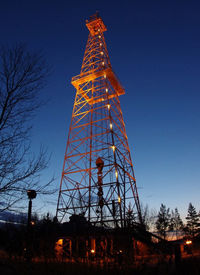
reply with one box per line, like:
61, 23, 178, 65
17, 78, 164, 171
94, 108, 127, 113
56, 14, 142, 227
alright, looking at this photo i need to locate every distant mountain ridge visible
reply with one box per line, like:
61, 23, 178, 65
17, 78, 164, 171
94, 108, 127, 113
0, 211, 27, 226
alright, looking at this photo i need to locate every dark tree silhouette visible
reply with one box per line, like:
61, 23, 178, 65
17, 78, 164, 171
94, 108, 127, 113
125, 203, 136, 227
140, 204, 160, 231
0, 44, 53, 211
169, 208, 183, 238
185, 203, 200, 238
156, 203, 171, 240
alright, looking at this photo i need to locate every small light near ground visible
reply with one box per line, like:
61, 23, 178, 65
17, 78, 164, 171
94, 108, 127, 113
99, 35, 101, 39
57, 239, 63, 245
106, 88, 108, 92
111, 145, 115, 151
186, 240, 192, 245
100, 43, 102, 46
102, 61, 104, 65
110, 123, 113, 130
115, 171, 118, 179
101, 51, 103, 55
118, 196, 121, 203
91, 249, 95, 254
107, 104, 111, 110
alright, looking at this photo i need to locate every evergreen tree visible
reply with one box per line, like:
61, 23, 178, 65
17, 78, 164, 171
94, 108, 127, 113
125, 203, 136, 227
185, 203, 200, 238
156, 204, 171, 240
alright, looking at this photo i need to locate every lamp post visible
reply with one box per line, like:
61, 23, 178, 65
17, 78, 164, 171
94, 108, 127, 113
26, 190, 37, 261
27, 190, 37, 228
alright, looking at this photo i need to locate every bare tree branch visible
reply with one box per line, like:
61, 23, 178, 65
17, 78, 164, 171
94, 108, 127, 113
0, 44, 55, 211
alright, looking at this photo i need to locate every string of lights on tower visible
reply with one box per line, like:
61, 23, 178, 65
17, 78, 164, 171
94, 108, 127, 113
56, 13, 143, 227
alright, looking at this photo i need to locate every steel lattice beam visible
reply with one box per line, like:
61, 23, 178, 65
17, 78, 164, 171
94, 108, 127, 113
56, 14, 143, 227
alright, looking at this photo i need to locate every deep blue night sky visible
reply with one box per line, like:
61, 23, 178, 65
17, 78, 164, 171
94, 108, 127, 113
1, 0, 200, 218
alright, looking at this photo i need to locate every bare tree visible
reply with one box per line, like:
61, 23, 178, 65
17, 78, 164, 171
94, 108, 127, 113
140, 203, 157, 232
0, 44, 54, 211
169, 208, 183, 238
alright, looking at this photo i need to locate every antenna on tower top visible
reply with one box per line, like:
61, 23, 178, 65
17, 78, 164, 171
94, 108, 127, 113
87, 11, 100, 22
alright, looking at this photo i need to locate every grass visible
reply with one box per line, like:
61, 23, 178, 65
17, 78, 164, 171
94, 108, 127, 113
1, 256, 200, 275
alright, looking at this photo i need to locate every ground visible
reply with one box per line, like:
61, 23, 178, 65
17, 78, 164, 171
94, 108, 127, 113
1, 255, 200, 275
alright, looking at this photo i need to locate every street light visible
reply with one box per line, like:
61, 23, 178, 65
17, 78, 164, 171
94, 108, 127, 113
26, 190, 37, 262
27, 189, 37, 199
27, 190, 37, 227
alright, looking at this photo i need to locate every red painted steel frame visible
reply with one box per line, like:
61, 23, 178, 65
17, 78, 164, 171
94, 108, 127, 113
56, 14, 142, 227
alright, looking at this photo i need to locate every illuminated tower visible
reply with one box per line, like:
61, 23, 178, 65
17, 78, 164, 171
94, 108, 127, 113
56, 14, 142, 227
